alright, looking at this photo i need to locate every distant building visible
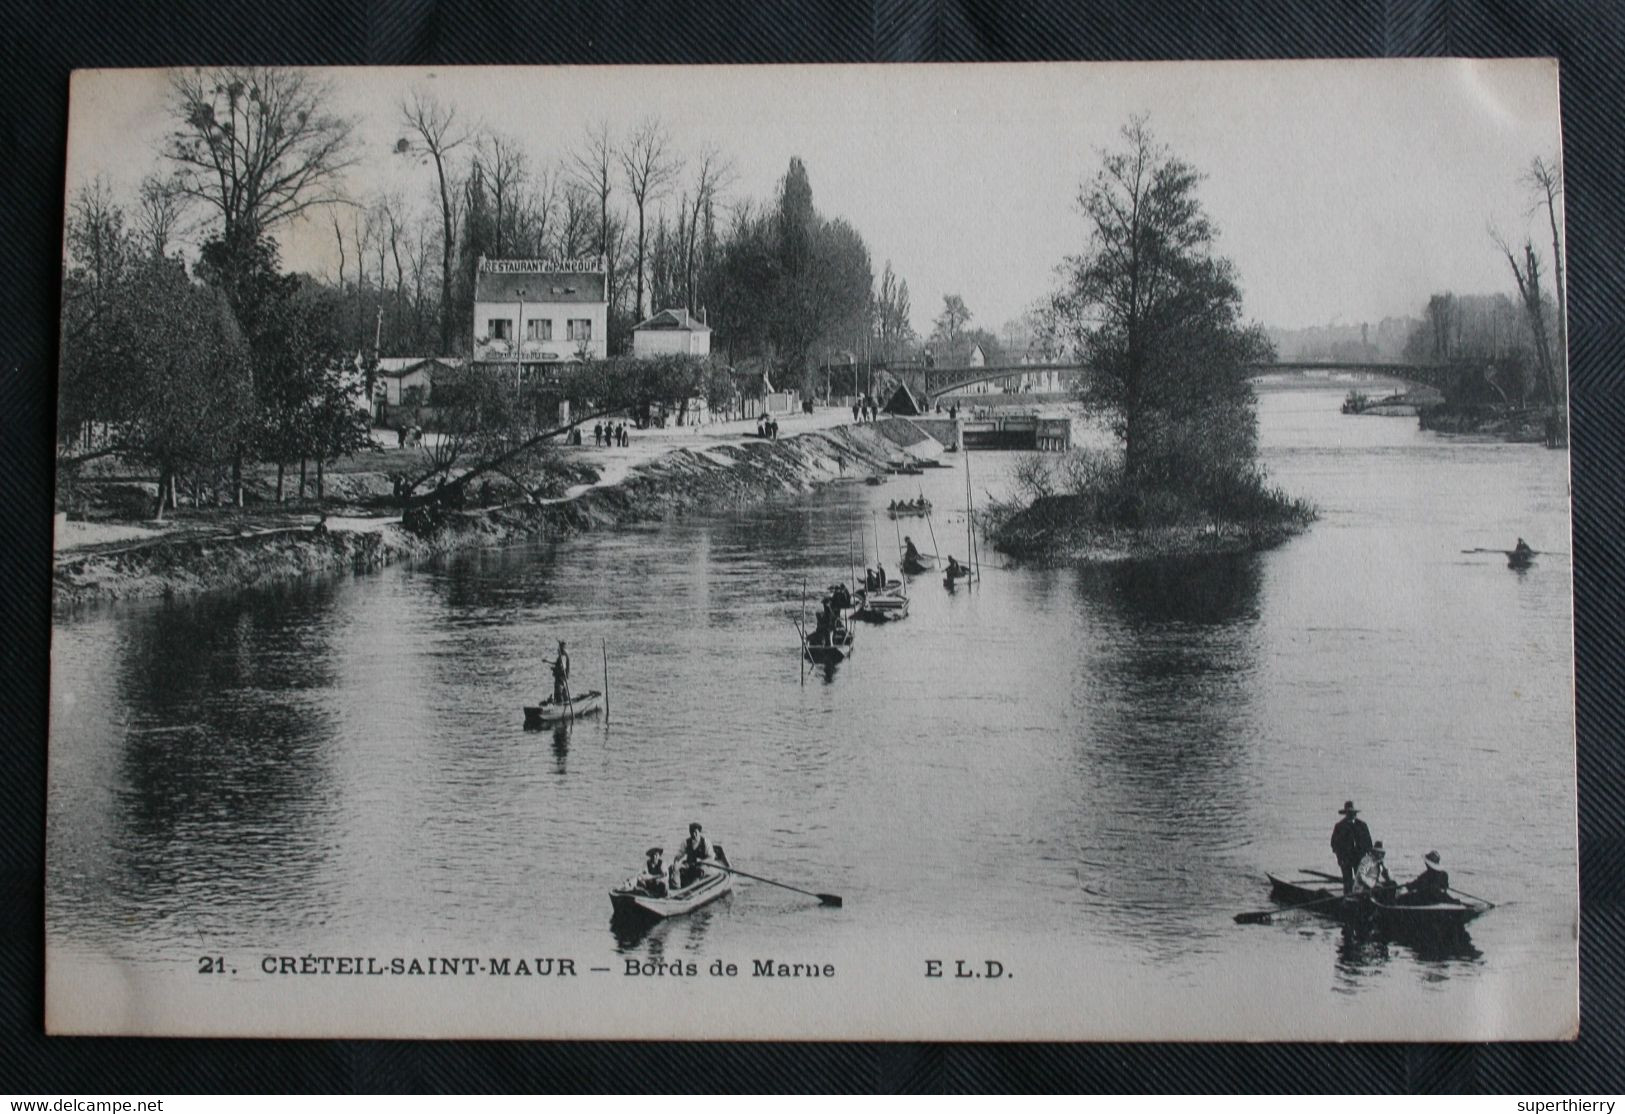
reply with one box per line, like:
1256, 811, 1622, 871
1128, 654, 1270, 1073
968, 343, 986, 368
376, 356, 461, 407
472, 256, 608, 368
632, 308, 712, 358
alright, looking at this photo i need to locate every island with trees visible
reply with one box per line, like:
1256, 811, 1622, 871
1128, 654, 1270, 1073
988, 119, 1315, 564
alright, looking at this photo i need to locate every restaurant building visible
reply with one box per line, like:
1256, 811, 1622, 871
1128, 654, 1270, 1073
471, 256, 608, 369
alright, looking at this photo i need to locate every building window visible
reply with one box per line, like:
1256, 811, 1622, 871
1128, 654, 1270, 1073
568, 319, 593, 342
488, 318, 512, 341
526, 318, 553, 341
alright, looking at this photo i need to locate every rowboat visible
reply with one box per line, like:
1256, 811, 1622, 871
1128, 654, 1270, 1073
886, 500, 932, 518
802, 628, 856, 664
1265, 873, 1490, 935
864, 475, 887, 486
854, 586, 909, 622
900, 553, 933, 575
611, 846, 734, 920
523, 689, 604, 727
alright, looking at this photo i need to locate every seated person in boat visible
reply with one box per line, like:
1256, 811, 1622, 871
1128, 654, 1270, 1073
1397, 849, 1457, 905
678, 822, 714, 887
1354, 841, 1396, 898
830, 583, 852, 611
636, 847, 669, 897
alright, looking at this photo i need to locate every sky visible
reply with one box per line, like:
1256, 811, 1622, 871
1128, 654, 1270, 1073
64, 60, 1562, 337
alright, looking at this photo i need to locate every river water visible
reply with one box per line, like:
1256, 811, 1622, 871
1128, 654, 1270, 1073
47, 383, 1577, 1039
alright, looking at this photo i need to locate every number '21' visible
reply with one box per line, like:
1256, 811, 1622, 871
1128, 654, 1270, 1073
198, 956, 226, 974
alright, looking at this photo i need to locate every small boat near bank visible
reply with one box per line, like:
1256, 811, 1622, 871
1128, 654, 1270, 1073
854, 581, 909, 622
886, 498, 933, 519
523, 689, 604, 727
1263, 873, 1491, 935
611, 846, 735, 920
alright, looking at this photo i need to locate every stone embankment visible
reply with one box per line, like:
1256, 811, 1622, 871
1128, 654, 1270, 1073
53, 424, 904, 606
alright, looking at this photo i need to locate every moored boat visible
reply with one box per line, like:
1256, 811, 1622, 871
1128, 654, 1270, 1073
886, 499, 932, 519
523, 689, 604, 727
854, 586, 909, 622
611, 846, 735, 920
1264, 873, 1490, 935
900, 553, 933, 575
802, 628, 856, 664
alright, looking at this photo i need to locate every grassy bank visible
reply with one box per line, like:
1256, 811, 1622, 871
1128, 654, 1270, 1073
988, 452, 1316, 564
53, 425, 901, 606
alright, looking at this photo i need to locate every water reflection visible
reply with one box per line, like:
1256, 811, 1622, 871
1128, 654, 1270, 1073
1062, 555, 1263, 955
1333, 922, 1482, 987
610, 897, 732, 953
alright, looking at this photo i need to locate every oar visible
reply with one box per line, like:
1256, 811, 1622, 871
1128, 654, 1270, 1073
711, 862, 842, 907
1445, 886, 1496, 909
1298, 867, 1344, 883
1235, 892, 1345, 924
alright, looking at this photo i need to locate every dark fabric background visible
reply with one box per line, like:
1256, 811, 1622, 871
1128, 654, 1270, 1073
2, 0, 1620, 1093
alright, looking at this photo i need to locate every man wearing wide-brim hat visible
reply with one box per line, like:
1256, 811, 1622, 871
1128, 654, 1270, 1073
1399, 849, 1456, 905
1330, 800, 1374, 895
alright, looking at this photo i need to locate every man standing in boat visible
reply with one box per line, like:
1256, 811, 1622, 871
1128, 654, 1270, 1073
1330, 800, 1373, 894
546, 640, 571, 705
678, 822, 714, 888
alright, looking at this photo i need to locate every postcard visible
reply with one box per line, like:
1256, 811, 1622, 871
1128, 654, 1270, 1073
48, 60, 1575, 1039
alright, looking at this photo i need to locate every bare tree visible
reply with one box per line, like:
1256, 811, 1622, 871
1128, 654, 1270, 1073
568, 121, 619, 325
399, 89, 472, 355
681, 146, 732, 314
135, 174, 188, 258
166, 67, 357, 251
558, 184, 593, 258
1491, 228, 1561, 407
620, 117, 682, 320
530, 163, 560, 256
475, 132, 529, 258
1524, 155, 1566, 376
330, 208, 348, 287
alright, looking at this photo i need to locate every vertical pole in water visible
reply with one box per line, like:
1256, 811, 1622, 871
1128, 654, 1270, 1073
800, 577, 808, 685
964, 439, 975, 583
602, 640, 610, 724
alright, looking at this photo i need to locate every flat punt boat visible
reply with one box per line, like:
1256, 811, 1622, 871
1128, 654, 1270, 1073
854, 593, 909, 622
611, 847, 734, 919
1265, 873, 1489, 934
523, 689, 604, 727
886, 501, 932, 519
803, 629, 856, 664
900, 554, 933, 575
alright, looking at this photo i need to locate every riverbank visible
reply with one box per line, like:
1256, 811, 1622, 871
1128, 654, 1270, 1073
53, 417, 912, 606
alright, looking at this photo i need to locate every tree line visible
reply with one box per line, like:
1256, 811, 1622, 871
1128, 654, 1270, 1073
58, 67, 917, 514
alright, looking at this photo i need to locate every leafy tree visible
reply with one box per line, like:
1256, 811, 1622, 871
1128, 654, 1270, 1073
1047, 118, 1271, 481
61, 254, 254, 518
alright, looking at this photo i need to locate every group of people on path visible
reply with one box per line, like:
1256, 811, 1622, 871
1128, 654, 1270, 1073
1330, 800, 1454, 905
593, 422, 629, 448
756, 415, 780, 440
632, 823, 718, 898
852, 395, 880, 422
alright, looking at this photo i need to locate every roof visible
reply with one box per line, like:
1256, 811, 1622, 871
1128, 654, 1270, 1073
474, 259, 606, 304
633, 308, 711, 333
377, 357, 460, 378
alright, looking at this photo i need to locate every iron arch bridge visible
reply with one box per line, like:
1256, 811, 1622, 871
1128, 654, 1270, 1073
897, 360, 1463, 403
